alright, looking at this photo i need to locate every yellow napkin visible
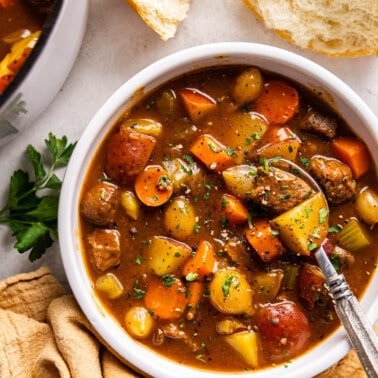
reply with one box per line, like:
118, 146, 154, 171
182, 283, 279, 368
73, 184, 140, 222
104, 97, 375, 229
0, 267, 139, 378
0, 266, 371, 377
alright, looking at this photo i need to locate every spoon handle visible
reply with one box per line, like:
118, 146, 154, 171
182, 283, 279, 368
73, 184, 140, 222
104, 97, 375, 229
315, 247, 378, 378
327, 274, 378, 378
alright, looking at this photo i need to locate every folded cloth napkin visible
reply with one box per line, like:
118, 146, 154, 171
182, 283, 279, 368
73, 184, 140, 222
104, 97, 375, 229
0, 266, 140, 378
0, 266, 372, 377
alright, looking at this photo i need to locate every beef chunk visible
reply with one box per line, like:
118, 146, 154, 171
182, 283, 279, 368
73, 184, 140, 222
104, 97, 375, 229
80, 181, 119, 226
300, 109, 337, 139
332, 245, 355, 270
309, 156, 356, 205
249, 166, 313, 214
88, 229, 121, 272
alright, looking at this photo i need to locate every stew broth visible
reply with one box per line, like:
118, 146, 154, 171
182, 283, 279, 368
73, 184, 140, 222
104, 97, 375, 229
79, 66, 378, 372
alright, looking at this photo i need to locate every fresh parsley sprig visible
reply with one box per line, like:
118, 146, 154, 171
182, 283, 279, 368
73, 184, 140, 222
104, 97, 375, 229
0, 133, 76, 261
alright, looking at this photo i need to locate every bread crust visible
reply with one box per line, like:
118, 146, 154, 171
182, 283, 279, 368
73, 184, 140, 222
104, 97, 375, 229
243, 0, 378, 57
125, 0, 191, 41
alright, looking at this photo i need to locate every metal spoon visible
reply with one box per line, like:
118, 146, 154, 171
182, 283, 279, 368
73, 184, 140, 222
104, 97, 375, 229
269, 158, 378, 375
315, 245, 378, 377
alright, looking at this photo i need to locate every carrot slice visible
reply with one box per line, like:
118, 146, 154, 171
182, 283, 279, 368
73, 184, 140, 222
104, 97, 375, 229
180, 88, 216, 122
182, 240, 215, 280
331, 137, 371, 179
135, 166, 173, 207
254, 80, 299, 125
245, 219, 286, 263
0, 74, 14, 93
186, 281, 204, 320
190, 134, 233, 172
144, 276, 188, 320
219, 194, 249, 225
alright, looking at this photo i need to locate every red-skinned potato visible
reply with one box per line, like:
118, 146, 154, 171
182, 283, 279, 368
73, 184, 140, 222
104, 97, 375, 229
256, 301, 310, 361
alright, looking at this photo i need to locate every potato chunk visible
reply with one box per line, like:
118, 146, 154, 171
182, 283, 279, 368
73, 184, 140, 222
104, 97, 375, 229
147, 236, 192, 275
272, 192, 329, 256
209, 269, 253, 315
224, 331, 259, 368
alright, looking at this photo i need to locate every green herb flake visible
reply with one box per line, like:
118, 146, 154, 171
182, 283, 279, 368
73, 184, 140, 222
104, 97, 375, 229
319, 208, 329, 224
331, 253, 340, 271
300, 156, 311, 169
161, 275, 175, 287
135, 257, 144, 265
308, 242, 318, 251
186, 272, 199, 282
328, 225, 342, 233
133, 280, 146, 299
222, 273, 236, 297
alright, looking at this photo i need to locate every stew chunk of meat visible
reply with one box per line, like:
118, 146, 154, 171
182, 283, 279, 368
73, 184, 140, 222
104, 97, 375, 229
80, 181, 119, 226
249, 166, 313, 214
309, 156, 356, 205
300, 109, 337, 139
106, 127, 156, 184
88, 229, 121, 272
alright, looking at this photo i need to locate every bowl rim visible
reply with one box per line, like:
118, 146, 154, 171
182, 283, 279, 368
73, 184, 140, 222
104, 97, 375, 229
0, 0, 64, 106
59, 42, 378, 378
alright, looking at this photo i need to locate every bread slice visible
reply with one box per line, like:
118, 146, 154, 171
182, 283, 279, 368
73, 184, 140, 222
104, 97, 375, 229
125, 0, 191, 41
243, 0, 378, 57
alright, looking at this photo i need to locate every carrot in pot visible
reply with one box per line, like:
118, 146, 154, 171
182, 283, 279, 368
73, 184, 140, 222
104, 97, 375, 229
180, 88, 217, 122
254, 80, 299, 125
245, 219, 286, 263
0, 74, 13, 93
182, 240, 215, 280
134, 165, 173, 207
144, 276, 188, 320
219, 194, 249, 225
331, 137, 371, 179
190, 134, 234, 173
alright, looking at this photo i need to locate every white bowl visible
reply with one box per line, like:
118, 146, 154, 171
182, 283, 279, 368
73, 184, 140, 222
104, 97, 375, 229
0, 0, 88, 146
59, 42, 378, 377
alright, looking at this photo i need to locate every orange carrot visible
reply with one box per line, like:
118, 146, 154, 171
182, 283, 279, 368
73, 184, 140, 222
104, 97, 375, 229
182, 240, 215, 280
186, 281, 204, 320
254, 80, 299, 125
257, 139, 301, 161
245, 219, 286, 263
135, 165, 173, 207
219, 194, 249, 225
180, 88, 216, 122
0, 74, 13, 93
263, 126, 299, 144
331, 137, 371, 179
144, 276, 188, 320
190, 134, 233, 172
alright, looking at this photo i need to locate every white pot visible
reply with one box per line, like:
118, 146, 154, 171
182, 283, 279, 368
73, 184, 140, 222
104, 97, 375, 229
0, 0, 88, 146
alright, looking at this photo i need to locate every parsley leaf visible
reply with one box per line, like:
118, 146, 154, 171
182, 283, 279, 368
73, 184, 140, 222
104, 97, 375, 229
0, 133, 76, 261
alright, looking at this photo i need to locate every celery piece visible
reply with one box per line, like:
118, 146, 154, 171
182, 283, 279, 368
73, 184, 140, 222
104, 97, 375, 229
282, 263, 300, 290
338, 218, 370, 252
